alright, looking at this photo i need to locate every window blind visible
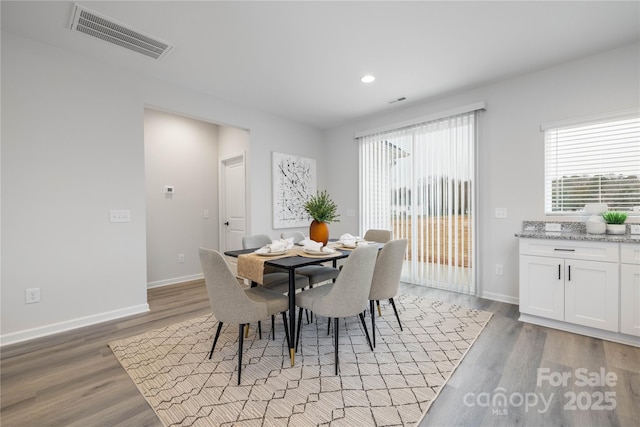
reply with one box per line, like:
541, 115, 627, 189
358, 109, 478, 294
544, 111, 640, 214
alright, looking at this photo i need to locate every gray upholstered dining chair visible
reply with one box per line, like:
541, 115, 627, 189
363, 229, 393, 243
199, 247, 291, 385
280, 231, 340, 286
368, 238, 408, 347
242, 234, 273, 251
295, 245, 378, 375
241, 234, 309, 294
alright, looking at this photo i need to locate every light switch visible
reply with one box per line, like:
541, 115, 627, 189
110, 210, 131, 223
495, 208, 507, 218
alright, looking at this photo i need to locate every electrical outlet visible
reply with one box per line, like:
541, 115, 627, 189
495, 264, 504, 275
495, 208, 507, 218
25, 288, 40, 304
630, 224, 640, 235
178, 254, 185, 263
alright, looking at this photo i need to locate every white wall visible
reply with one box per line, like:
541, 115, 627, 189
325, 43, 640, 303
1, 32, 324, 344
144, 109, 219, 287
3, 30, 636, 343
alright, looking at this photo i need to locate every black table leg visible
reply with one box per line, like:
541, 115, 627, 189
288, 268, 296, 366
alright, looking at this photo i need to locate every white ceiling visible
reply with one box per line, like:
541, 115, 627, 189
2, 1, 639, 129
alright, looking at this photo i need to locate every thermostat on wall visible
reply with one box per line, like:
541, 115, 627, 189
164, 185, 175, 194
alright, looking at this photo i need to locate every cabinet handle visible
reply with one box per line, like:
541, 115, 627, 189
558, 264, 561, 280
568, 265, 571, 281
554, 248, 575, 252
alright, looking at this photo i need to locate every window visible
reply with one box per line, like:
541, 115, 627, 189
543, 109, 640, 214
357, 105, 481, 294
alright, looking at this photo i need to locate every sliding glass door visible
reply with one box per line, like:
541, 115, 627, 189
359, 111, 477, 294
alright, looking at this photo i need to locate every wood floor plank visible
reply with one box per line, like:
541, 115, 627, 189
2, 280, 638, 426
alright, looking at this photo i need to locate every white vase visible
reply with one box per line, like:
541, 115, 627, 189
584, 203, 608, 215
606, 224, 626, 235
586, 221, 606, 234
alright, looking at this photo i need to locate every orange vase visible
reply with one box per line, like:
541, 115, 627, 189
309, 220, 329, 246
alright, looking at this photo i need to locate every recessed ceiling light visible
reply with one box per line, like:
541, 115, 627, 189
361, 75, 376, 83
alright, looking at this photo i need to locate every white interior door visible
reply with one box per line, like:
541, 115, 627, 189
220, 154, 246, 275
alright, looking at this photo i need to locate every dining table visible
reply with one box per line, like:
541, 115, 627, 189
224, 243, 354, 366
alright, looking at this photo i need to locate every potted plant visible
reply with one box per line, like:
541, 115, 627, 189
601, 211, 628, 235
303, 190, 340, 245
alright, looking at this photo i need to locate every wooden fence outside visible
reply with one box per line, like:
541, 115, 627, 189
391, 215, 472, 268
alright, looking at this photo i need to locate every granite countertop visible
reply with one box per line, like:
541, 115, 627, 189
515, 221, 640, 244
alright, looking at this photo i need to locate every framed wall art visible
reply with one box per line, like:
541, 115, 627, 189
272, 152, 316, 229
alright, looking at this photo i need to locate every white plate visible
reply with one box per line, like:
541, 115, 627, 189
255, 250, 288, 256
304, 248, 329, 255
339, 243, 357, 249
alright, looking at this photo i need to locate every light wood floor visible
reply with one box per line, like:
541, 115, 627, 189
1, 280, 638, 426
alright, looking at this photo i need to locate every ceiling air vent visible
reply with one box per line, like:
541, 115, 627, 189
69, 4, 173, 60
388, 97, 407, 105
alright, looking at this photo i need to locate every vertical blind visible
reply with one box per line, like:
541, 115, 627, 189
358, 110, 478, 294
543, 110, 640, 214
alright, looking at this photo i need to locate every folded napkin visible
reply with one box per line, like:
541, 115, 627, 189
298, 237, 313, 246
254, 239, 292, 254
321, 246, 336, 254
268, 240, 287, 252
341, 239, 357, 248
339, 233, 363, 247
303, 240, 323, 252
339, 233, 357, 241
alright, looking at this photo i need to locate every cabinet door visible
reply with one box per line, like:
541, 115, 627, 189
621, 263, 640, 337
519, 255, 564, 320
565, 260, 619, 332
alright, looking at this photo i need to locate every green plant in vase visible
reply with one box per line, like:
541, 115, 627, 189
601, 211, 627, 235
304, 190, 340, 245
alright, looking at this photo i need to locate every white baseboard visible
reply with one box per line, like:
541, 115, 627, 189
519, 313, 640, 348
0, 303, 149, 347
147, 273, 204, 289
480, 291, 519, 305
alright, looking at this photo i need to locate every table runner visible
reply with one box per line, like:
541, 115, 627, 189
237, 248, 341, 284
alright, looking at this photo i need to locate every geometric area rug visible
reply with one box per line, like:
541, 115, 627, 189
109, 295, 492, 426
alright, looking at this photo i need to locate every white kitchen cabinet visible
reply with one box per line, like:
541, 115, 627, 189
519, 239, 619, 333
563, 259, 618, 332
620, 244, 640, 337
519, 255, 564, 321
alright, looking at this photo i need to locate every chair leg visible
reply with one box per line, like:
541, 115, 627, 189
376, 300, 382, 316
258, 321, 262, 340
271, 315, 275, 340
370, 300, 376, 348
237, 323, 245, 385
295, 307, 304, 352
209, 321, 224, 359
282, 312, 291, 349
327, 317, 332, 335
334, 317, 339, 375
359, 312, 373, 351
389, 298, 402, 331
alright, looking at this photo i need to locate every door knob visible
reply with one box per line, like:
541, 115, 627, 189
224, 221, 229, 226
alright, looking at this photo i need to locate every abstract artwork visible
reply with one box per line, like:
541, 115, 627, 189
272, 152, 316, 228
